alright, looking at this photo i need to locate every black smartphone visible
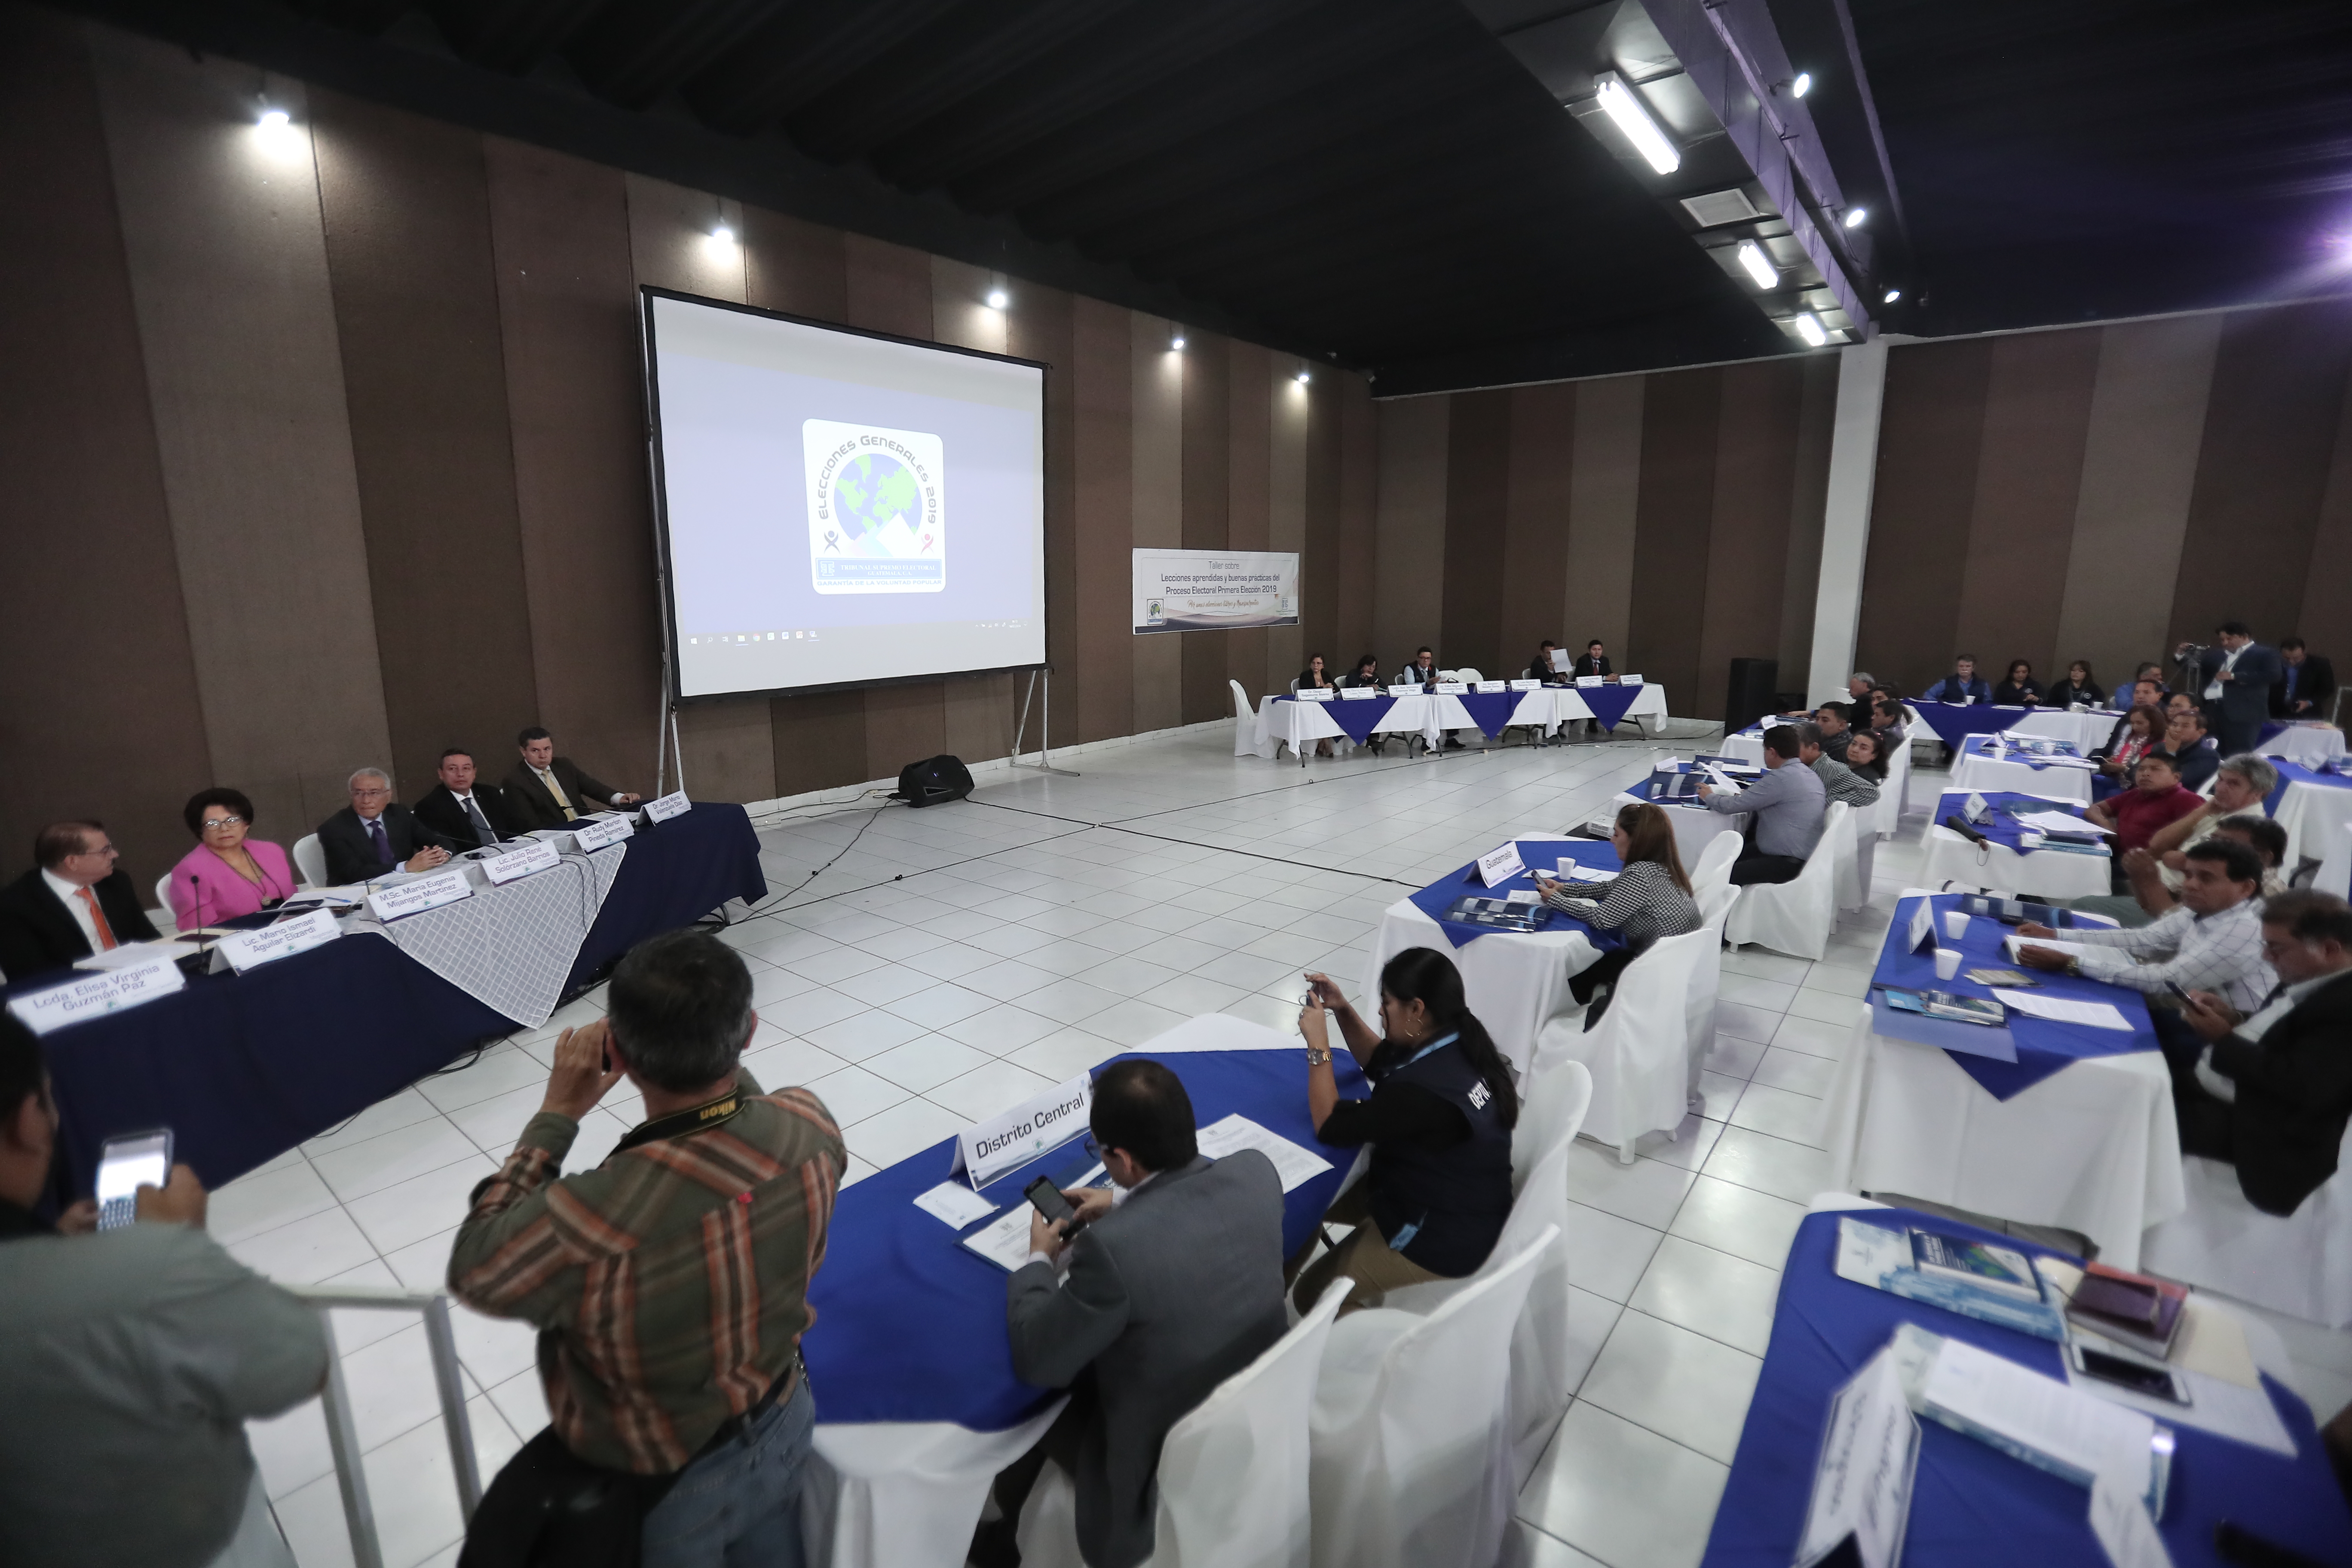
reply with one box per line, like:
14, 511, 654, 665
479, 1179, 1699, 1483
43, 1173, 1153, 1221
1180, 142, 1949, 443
1024, 1175, 1080, 1237
2165, 981, 2193, 1004
2067, 1342, 2189, 1405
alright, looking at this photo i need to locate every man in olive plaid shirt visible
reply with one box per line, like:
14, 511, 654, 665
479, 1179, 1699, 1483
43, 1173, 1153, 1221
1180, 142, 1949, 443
450, 929, 843, 1565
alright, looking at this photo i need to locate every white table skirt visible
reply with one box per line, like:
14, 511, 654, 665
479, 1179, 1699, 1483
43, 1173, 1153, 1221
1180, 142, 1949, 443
2257, 723, 2347, 769
2008, 709, 2118, 753
1249, 693, 1446, 760
1918, 827, 2112, 900
1949, 742, 2095, 804
1557, 683, 1670, 735
2272, 773, 2352, 871
1366, 900, 1600, 1079
1820, 1004, 2184, 1272
1611, 791, 1746, 870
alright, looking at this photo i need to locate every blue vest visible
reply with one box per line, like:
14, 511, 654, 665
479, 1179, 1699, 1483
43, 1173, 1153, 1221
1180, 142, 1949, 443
1366, 1037, 1514, 1277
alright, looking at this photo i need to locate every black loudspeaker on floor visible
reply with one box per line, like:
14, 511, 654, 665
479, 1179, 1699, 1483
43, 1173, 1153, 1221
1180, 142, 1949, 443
894, 754, 975, 807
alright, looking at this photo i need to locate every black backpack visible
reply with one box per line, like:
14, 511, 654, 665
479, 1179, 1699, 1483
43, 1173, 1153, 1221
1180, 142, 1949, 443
892, 753, 974, 808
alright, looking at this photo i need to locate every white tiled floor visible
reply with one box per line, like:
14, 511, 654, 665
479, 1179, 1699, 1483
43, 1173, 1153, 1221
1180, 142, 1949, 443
211, 725, 2352, 1568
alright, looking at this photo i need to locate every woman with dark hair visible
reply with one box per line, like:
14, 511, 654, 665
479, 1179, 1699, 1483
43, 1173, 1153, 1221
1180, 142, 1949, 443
2048, 661, 2104, 709
1992, 660, 2044, 706
1295, 652, 1339, 757
1844, 728, 1890, 783
1344, 653, 1383, 689
168, 787, 295, 928
2095, 703, 2167, 788
1292, 947, 1517, 1314
1538, 802, 1700, 1025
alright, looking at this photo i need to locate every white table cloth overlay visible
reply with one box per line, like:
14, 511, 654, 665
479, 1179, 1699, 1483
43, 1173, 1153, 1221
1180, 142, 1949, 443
1244, 685, 1672, 761
1610, 790, 1746, 871
346, 845, 625, 1026
1948, 740, 2095, 804
1917, 791, 2111, 900
1366, 899, 1601, 1080
2255, 723, 2347, 769
2270, 769, 2352, 872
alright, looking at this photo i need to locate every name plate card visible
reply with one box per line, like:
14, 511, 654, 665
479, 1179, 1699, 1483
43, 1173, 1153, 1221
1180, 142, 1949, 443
1475, 842, 1527, 887
1473, 680, 1508, 692
1509, 678, 1540, 691
483, 839, 562, 886
643, 790, 692, 824
1339, 686, 1379, 700
572, 812, 635, 852
1298, 687, 1336, 701
217, 909, 340, 975
1433, 681, 1468, 695
951, 1073, 1093, 1190
1621, 674, 1644, 685
368, 868, 474, 923
7, 953, 184, 1035
1576, 675, 1605, 688
1908, 900, 1938, 956
1795, 1346, 1920, 1568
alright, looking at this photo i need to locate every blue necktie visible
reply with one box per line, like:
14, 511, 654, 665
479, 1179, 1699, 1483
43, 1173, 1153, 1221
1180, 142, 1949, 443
368, 816, 389, 865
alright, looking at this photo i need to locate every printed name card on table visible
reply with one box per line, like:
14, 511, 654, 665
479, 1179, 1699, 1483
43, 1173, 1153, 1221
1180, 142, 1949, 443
1340, 686, 1379, 700
368, 868, 473, 923
1433, 681, 1467, 695
1298, 687, 1335, 701
643, 790, 692, 824
1620, 674, 1643, 685
215, 908, 340, 975
1908, 900, 1938, 956
1576, 675, 1605, 687
7, 953, 184, 1035
572, 812, 635, 852
483, 839, 562, 886
1475, 842, 1527, 887
1509, 679, 1540, 691
951, 1072, 1093, 1190
1794, 1345, 1919, 1568
1473, 680, 1508, 692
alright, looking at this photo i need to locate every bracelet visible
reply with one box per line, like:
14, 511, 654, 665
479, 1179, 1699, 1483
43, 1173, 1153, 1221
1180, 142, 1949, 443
1305, 1047, 1332, 1066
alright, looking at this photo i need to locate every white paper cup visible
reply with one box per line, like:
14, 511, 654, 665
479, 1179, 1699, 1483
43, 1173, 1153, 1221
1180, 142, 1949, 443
1934, 948, 1962, 980
2019, 830, 2045, 851
1943, 910, 1971, 940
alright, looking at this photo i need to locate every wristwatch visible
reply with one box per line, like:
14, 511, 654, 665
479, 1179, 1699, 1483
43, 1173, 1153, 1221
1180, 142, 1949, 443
1305, 1047, 1332, 1066
2065, 956, 2082, 977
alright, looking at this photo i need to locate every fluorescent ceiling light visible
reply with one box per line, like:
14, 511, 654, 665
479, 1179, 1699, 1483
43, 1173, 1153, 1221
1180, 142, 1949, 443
1792, 72, 1813, 98
1793, 312, 1827, 346
1883, 288, 1902, 303
1736, 240, 1779, 290
1594, 74, 1679, 175
1844, 207, 1868, 229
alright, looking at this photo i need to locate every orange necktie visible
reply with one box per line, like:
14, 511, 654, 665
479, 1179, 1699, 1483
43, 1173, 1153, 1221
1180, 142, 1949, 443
77, 886, 117, 950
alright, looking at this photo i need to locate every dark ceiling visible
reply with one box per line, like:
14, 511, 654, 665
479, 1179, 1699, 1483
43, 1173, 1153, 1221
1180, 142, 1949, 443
52, 0, 2352, 392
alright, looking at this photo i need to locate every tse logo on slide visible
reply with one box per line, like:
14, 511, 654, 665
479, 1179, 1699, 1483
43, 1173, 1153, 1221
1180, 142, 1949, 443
803, 419, 946, 594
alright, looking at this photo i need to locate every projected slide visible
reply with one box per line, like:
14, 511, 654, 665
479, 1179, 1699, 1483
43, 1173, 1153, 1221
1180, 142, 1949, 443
645, 290, 1045, 699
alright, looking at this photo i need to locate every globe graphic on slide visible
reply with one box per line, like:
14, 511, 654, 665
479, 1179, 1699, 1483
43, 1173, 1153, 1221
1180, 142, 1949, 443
833, 453, 919, 542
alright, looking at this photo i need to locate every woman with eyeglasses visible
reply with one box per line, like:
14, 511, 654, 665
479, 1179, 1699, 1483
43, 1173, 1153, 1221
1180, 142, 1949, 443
1291, 946, 1518, 1314
168, 787, 296, 929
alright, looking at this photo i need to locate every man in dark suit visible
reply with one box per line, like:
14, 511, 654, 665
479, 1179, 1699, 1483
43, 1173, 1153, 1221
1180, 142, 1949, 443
412, 749, 534, 853
2171, 891, 2352, 1216
316, 769, 458, 885
0, 821, 160, 982
503, 726, 641, 830
1526, 640, 1569, 684
1570, 639, 1613, 680
2272, 637, 2337, 720
2181, 621, 2283, 756
975, 1060, 1286, 1568
1393, 646, 1438, 689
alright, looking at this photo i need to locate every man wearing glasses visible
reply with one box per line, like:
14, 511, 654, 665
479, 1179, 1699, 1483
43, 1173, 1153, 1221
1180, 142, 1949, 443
0, 821, 161, 982
315, 767, 457, 886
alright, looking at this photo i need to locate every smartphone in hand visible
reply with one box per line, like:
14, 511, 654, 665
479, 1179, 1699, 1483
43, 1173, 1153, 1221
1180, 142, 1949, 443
1024, 1175, 1081, 1238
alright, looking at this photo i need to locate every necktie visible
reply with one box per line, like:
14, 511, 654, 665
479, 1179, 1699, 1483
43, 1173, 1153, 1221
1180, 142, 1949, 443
366, 815, 390, 865
77, 886, 116, 950
463, 794, 499, 847
539, 768, 577, 822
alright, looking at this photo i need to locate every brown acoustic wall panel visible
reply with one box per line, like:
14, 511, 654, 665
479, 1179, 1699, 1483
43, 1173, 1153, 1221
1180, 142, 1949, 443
1855, 339, 1992, 695
1010, 284, 1076, 757
1501, 382, 1577, 670
2169, 301, 2352, 652
1131, 312, 1184, 733
1564, 376, 1644, 661
0, 9, 211, 885
1335, 377, 1379, 664
483, 138, 664, 796
1951, 329, 2100, 686
1225, 340, 1272, 701
312, 90, 541, 790
1072, 294, 1135, 744
1180, 334, 1232, 725
2300, 369, 2352, 652
1626, 368, 1721, 705
1441, 389, 1511, 678
1372, 398, 1449, 665
1775, 355, 1838, 684
1697, 359, 1804, 719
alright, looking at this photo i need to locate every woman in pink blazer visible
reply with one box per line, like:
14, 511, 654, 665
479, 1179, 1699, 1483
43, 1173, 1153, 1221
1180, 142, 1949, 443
168, 787, 297, 928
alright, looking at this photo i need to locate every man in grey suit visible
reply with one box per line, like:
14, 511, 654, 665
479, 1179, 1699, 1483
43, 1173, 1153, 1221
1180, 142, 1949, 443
974, 1060, 1288, 1568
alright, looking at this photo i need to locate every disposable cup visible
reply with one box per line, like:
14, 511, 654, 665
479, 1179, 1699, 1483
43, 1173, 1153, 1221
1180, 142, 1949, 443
1933, 948, 1962, 980
1943, 910, 1971, 940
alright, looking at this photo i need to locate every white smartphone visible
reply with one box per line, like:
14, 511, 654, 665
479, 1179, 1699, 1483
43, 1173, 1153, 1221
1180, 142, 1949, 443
95, 1128, 172, 1231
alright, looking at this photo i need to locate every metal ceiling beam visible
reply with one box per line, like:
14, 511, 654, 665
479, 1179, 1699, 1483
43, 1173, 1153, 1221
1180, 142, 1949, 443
681, 0, 967, 134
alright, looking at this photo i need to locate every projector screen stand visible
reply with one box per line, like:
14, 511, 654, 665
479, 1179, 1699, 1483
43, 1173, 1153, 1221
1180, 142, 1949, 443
1011, 668, 1079, 777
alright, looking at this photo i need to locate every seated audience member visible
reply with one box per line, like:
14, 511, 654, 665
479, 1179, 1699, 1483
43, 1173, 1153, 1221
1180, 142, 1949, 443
2016, 839, 2274, 1014
1846, 671, 1875, 705
1991, 660, 2044, 706
1798, 722, 1880, 810
0, 821, 159, 982
2094, 697, 2166, 782
977, 1060, 1287, 1568
2168, 891, 2352, 1216
1394, 646, 1438, 689
2162, 705, 2220, 792
0, 1014, 331, 1568
1292, 948, 1516, 1314
1293, 655, 1339, 758
1844, 729, 1890, 784
414, 747, 533, 852
2082, 750, 2207, 890
2272, 636, 2336, 719
1538, 802, 1700, 1028
168, 788, 296, 928
318, 768, 455, 885
505, 727, 640, 830
1868, 695, 1908, 750
1699, 724, 1826, 885
1343, 653, 1384, 689
2077, 756, 2283, 927
450, 930, 843, 1563
1922, 655, 1991, 704
2147, 756, 2280, 882
2048, 662, 2105, 709
1812, 702, 1856, 761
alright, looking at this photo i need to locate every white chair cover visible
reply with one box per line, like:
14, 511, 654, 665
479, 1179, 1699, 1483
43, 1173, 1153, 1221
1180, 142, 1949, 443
1689, 830, 1741, 898
1833, 805, 1874, 910
1454, 667, 1484, 684
1231, 679, 1258, 758
2317, 817, 2352, 898
1529, 925, 1711, 1162
1306, 1228, 1554, 1568
1511, 1059, 1593, 1194
153, 873, 175, 923
1723, 802, 1851, 961
291, 833, 327, 889
1016, 1280, 1353, 1568
1681, 898, 1736, 1093
2141, 1122, 2352, 1329
804, 1400, 1067, 1568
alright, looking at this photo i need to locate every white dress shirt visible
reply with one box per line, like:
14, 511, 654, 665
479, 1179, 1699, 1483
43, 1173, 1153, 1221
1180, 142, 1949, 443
40, 868, 102, 950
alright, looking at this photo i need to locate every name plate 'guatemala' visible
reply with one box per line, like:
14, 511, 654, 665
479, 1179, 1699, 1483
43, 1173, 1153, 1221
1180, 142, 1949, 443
484, 839, 562, 886
951, 1073, 1093, 1190
1476, 842, 1528, 887
368, 868, 474, 923
572, 812, 635, 852
217, 909, 340, 975
7, 953, 184, 1035
643, 790, 692, 824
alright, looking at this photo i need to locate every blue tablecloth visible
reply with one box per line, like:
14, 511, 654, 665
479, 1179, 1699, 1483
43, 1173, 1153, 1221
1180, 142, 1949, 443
1959, 735, 2088, 771
802, 1047, 1367, 1431
1575, 683, 1647, 730
1932, 792, 2110, 860
1403, 839, 1628, 950
1868, 893, 2155, 1099
1912, 701, 2039, 748
26, 802, 767, 1197
1455, 690, 1522, 738
2266, 757, 2352, 816
1702, 1209, 2352, 1568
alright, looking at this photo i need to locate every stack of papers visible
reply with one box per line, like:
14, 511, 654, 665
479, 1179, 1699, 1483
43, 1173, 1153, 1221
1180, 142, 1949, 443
1195, 1113, 1334, 1191
2012, 810, 2110, 836
2003, 934, 2090, 962
1991, 990, 2132, 1030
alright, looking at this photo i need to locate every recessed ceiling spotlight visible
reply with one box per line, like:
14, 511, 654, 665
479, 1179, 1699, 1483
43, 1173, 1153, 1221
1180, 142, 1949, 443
1792, 72, 1813, 98
1844, 207, 1868, 229
1295, 368, 1312, 384
1792, 312, 1827, 347
257, 107, 290, 130
1170, 333, 1187, 351
1593, 74, 1679, 175
1736, 240, 1779, 290
986, 288, 1010, 309
1883, 288, 1902, 303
